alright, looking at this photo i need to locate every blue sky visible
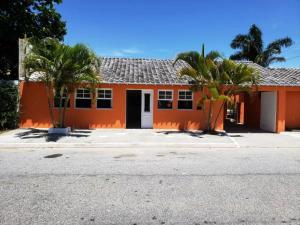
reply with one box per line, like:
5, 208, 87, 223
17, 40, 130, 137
56, 0, 300, 68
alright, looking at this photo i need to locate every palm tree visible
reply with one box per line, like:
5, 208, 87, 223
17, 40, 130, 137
54, 43, 101, 128
213, 59, 259, 130
230, 24, 293, 67
24, 38, 101, 128
174, 45, 258, 133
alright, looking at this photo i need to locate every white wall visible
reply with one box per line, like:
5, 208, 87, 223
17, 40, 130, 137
260, 92, 277, 132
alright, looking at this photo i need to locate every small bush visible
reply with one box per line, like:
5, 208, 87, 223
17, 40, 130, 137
0, 81, 19, 130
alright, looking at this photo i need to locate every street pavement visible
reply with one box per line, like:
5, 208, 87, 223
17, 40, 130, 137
0, 129, 300, 225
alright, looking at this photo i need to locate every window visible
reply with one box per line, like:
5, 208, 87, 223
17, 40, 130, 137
158, 90, 173, 109
97, 89, 112, 109
75, 88, 91, 108
144, 93, 150, 112
178, 90, 193, 109
54, 89, 70, 108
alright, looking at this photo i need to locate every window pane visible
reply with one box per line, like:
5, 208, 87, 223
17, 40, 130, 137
178, 100, 193, 109
55, 89, 68, 98
179, 92, 185, 99
76, 99, 91, 108
98, 92, 105, 98
144, 93, 150, 112
84, 93, 91, 98
166, 92, 172, 97
165, 94, 172, 100
54, 98, 70, 108
97, 99, 111, 108
186, 92, 192, 99
76, 90, 83, 98
105, 92, 111, 98
158, 100, 172, 109
159, 92, 165, 99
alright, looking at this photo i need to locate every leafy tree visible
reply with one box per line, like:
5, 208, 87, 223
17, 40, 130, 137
24, 38, 101, 128
0, 0, 66, 80
0, 81, 19, 130
230, 24, 293, 67
174, 45, 258, 133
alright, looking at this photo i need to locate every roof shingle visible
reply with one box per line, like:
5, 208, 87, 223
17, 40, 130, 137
100, 58, 194, 85
100, 57, 300, 86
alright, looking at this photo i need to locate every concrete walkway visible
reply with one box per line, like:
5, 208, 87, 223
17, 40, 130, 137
1, 128, 300, 149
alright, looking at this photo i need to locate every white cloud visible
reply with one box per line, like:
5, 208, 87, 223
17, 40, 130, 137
110, 48, 143, 56
111, 50, 125, 57
122, 48, 143, 54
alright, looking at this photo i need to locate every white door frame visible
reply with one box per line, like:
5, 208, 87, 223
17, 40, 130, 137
141, 90, 153, 128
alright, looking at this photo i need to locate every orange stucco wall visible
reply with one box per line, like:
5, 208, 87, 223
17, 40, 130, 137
19, 81, 224, 130
286, 91, 300, 129
238, 86, 300, 133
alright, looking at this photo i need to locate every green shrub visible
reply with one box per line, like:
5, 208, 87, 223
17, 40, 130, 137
0, 81, 19, 130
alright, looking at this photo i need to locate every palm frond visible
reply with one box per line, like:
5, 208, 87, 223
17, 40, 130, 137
248, 24, 263, 53
230, 34, 250, 49
230, 24, 293, 67
206, 51, 222, 61
178, 66, 198, 79
267, 57, 286, 65
174, 51, 201, 72
266, 37, 293, 54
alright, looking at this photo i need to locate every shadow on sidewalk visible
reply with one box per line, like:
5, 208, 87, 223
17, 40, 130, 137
15, 128, 91, 142
224, 120, 271, 134
156, 130, 205, 138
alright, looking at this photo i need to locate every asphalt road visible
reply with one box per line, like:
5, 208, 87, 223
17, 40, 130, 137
0, 130, 300, 225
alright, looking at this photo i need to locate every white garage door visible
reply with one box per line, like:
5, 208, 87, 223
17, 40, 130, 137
260, 92, 277, 132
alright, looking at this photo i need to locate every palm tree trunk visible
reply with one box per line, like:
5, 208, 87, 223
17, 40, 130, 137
58, 88, 64, 128
44, 83, 55, 127
207, 100, 213, 132
61, 93, 70, 128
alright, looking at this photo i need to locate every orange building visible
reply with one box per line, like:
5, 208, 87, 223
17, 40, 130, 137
19, 58, 300, 132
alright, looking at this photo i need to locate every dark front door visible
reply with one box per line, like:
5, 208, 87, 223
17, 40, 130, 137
126, 90, 142, 128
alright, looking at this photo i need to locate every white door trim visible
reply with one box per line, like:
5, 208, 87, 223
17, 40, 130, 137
141, 90, 153, 128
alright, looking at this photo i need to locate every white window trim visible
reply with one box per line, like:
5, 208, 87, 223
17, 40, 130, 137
178, 90, 193, 110
75, 88, 92, 109
158, 90, 173, 110
178, 90, 193, 101
76, 88, 92, 99
158, 90, 173, 100
96, 88, 113, 109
